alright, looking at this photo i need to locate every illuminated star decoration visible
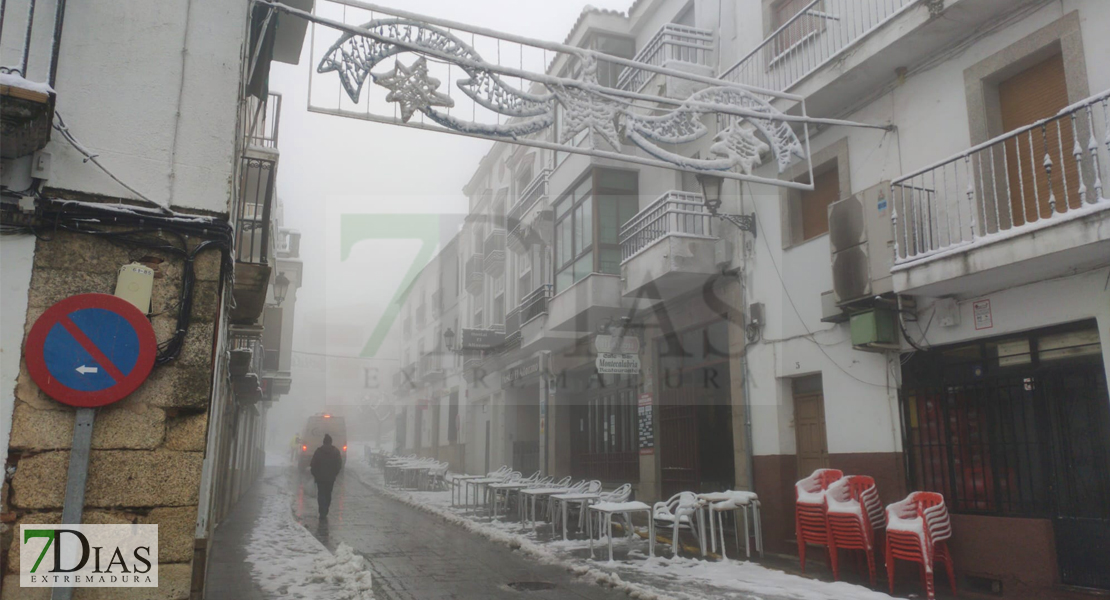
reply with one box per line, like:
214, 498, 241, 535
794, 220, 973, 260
374, 56, 454, 122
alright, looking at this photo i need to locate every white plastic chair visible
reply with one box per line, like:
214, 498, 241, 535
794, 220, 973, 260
653, 492, 704, 557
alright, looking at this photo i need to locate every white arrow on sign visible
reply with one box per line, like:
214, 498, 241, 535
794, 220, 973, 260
76, 365, 99, 375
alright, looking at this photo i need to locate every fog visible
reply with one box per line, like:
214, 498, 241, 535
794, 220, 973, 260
262, 0, 629, 453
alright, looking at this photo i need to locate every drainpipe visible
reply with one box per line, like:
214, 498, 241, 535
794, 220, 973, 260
47, 0, 66, 87
738, 253, 756, 491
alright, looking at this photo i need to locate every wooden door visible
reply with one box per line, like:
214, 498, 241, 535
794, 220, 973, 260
999, 52, 1077, 225
795, 392, 829, 478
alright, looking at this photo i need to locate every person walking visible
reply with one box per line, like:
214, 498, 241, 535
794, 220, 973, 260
310, 434, 343, 519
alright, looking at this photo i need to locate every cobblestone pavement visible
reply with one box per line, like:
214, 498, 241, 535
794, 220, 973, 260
288, 467, 626, 600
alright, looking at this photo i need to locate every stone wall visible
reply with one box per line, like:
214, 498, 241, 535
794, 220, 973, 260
1, 230, 223, 600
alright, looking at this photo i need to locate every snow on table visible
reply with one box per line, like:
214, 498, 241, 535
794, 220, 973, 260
245, 472, 374, 599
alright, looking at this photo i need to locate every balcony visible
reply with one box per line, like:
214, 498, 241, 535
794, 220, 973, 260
229, 327, 264, 405
465, 254, 485, 295
890, 89, 1110, 297
517, 284, 575, 352
547, 273, 625, 333
483, 229, 506, 276
721, 0, 1024, 118
231, 154, 276, 324
508, 170, 551, 254
620, 191, 718, 300
617, 24, 714, 95
419, 351, 446, 383
245, 92, 281, 151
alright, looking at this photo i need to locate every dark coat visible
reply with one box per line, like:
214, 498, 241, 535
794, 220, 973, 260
310, 443, 343, 482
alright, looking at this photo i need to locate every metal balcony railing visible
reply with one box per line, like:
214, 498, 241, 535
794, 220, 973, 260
235, 156, 275, 264
484, 229, 506, 276
520, 284, 553, 324
721, 0, 917, 95
892, 89, 1110, 264
504, 307, 522, 348
419, 352, 445, 380
230, 329, 265, 376
245, 92, 281, 149
620, 191, 715, 263
465, 254, 484, 295
617, 24, 714, 93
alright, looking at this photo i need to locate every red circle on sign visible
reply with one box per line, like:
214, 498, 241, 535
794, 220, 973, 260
25, 294, 158, 408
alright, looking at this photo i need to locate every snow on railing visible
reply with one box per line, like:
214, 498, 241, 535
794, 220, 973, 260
892, 89, 1110, 265
617, 24, 714, 93
721, 0, 917, 95
620, 190, 714, 263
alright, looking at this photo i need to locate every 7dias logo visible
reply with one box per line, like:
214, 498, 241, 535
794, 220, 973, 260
20, 525, 158, 588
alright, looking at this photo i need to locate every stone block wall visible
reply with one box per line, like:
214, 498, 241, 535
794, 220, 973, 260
1, 230, 223, 600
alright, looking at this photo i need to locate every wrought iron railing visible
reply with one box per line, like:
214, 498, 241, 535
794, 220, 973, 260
245, 92, 282, 149
509, 169, 551, 229
620, 190, 714, 263
484, 228, 506, 275
721, 0, 917, 95
235, 156, 275, 264
519, 284, 552, 324
465, 254, 484, 294
419, 351, 445, 380
617, 24, 714, 93
504, 307, 522, 347
891, 89, 1110, 264
230, 329, 265, 376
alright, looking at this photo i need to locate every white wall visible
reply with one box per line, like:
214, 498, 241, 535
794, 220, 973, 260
0, 236, 36, 472
0, 0, 248, 214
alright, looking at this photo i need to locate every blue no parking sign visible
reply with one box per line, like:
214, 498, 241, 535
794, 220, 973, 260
25, 294, 157, 408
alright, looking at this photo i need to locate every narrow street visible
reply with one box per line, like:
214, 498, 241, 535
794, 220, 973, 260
297, 468, 629, 599
208, 463, 625, 600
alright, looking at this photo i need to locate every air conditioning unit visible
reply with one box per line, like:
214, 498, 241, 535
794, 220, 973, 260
828, 181, 893, 306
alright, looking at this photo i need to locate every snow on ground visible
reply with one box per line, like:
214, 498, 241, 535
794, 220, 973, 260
347, 459, 898, 600
245, 472, 373, 599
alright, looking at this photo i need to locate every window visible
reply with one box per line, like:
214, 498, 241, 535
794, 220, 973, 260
553, 169, 638, 294
515, 161, 533, 199
789, 163, 839, 243
674, 3, 695, 27
494, 188, 508, 230
771, 0, 824, 60
591, 34, 635, 89
447, 393, 459, 443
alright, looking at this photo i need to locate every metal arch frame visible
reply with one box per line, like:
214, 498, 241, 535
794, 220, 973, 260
262, 0, 890, 190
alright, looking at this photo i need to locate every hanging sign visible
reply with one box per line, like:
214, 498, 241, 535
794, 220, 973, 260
638, 393, 654, 455
596, 352, 640, 375
25, 294, 157, 408
595, 334, 639, 354
460, 328, 505, 350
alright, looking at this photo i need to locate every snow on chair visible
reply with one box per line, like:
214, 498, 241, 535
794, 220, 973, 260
884, 491, 956, 600
794, 468, 843, 573
825, 475, 886, 587
653, 492, 703, 557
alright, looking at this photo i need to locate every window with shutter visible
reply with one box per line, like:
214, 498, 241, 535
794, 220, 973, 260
998, 52, 1078, 223
798, 166, 839, 241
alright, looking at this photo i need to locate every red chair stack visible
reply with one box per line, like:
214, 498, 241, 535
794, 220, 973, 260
885, 491, 956, 600
794, 468, 843, 573
825, 475, 887, 587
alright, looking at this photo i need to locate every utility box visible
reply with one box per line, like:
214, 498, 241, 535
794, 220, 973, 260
828, 182, 894, 305
850, 308, 898, 351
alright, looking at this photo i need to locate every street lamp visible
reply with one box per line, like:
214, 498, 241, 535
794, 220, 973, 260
696, 172, 723, 215
696, 172, 757, 238
443, 327, 456, 352
272, 272, 291, 306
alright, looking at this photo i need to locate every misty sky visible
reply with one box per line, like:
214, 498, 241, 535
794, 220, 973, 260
270, 0, 629, 360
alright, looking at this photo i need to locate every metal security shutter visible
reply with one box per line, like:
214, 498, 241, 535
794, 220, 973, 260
998, 52, 1079, 222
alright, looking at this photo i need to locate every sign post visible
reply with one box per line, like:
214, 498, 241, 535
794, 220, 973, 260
24, 294, 157, 600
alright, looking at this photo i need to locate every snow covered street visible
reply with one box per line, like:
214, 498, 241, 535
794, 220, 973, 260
205, 454, 904, 600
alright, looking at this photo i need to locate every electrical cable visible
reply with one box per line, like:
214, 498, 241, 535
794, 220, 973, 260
51, 112, 174, 215
27, 196, 234, 365
741, 182, 890, 389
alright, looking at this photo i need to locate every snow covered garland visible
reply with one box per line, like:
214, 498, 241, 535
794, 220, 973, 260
317, 18, 805, 177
